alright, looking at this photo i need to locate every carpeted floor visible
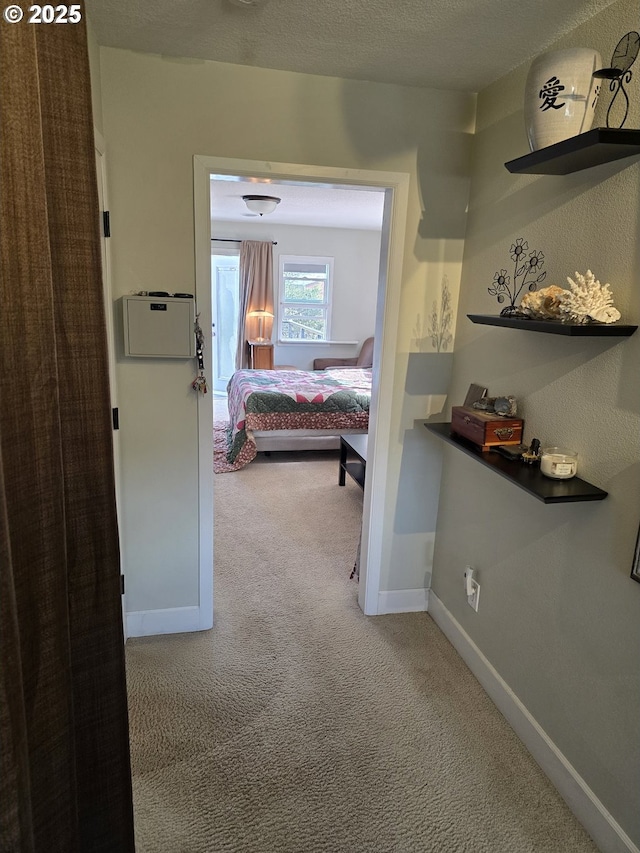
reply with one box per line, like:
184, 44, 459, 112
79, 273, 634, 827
125, 453, 599, 853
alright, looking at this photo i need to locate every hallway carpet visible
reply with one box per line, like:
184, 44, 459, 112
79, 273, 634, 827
126, 453, 598, 852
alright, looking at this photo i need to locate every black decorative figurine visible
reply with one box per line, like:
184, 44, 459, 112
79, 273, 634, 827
522, 438, 541, 466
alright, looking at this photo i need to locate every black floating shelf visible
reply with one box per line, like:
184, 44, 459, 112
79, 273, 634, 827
425, 423, 607, 504
468, 314, 637, 337
505, 127, 640, 175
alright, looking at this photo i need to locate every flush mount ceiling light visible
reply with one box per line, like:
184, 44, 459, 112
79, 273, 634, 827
242, 195, 281, 216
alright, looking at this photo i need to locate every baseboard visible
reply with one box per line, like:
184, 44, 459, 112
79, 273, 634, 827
377, 588, 429, 614
126, 605, 202, 638
427, 592, 639, 853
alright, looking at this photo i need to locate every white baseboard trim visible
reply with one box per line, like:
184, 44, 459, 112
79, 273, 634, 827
126, 605, 202, 638
427, 592, 639, 853
377, 588, 429, 614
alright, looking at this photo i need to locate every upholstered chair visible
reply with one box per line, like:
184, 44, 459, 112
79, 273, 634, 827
313, 337, 374, 371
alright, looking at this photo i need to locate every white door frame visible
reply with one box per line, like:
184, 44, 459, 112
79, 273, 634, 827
193, 156, 410, 623
95, 131, 127, 640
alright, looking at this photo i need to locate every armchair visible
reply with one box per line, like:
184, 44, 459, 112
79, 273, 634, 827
313, 337, 374, 371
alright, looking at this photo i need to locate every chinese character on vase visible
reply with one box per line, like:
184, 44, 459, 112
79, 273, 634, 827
593, 31, 640, 129
191, 312, 208, 394
487, 238, 547, 316
539, 76, 566, 111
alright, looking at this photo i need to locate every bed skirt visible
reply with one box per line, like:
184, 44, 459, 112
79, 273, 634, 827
253, 427, 367, 452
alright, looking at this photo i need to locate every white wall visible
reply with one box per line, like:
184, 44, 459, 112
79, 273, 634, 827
86, 18, 103, 136
98, 46, 475, 617
432, 0, 640, 845
212, 220, 380, 369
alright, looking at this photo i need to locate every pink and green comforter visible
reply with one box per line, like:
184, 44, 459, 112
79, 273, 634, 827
226, 367, 371, 469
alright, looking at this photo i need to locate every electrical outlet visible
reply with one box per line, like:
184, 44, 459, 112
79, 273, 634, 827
468, 579, 480, 612
464, 566, 480, 612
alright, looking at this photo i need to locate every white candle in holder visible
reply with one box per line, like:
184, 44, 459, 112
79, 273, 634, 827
540, 447, 578, 479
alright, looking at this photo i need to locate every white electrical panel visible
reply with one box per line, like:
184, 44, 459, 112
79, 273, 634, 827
121, 296, 196, 358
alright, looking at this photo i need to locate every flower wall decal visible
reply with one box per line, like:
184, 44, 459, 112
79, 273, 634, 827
488, 237, 548, 315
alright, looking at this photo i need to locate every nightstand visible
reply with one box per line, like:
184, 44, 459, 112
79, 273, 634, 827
247, 340, 274, 370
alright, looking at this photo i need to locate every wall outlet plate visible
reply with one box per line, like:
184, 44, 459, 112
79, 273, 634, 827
467, 580, 480, 612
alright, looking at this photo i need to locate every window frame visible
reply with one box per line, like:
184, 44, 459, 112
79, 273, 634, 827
277, 254, 334, 343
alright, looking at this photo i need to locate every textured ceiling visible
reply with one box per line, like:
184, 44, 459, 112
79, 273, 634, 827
210, 178, 386, 230
87, 0, 618, 91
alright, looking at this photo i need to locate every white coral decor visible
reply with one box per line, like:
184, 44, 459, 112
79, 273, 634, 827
559, 270, 621, 324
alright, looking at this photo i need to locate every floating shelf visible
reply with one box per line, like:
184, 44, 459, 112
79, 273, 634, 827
467, 314, 637, 336
505, 127, 640, 175
425, 423, 608, 504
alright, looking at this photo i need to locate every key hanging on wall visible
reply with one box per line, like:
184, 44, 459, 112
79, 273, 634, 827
191, 312, 208, 394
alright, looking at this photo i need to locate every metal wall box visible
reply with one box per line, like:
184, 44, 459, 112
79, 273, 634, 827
121, 296, 195, 358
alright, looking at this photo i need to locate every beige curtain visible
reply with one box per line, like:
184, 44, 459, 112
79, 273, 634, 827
0, 11, 135, 852
236, 240, 274, 368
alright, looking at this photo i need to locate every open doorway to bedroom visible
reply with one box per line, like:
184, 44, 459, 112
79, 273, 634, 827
209, 179, 384, 424
194, 156, 410, 625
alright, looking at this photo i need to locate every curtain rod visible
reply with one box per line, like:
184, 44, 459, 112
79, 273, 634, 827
211, 238, 278, 244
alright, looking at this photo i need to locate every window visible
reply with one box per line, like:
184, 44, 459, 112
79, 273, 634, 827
278, 256, 333, 341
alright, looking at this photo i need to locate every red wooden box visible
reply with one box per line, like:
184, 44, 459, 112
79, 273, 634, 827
451, 406, 524, 452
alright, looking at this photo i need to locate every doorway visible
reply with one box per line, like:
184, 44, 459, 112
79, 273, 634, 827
194, 156, 410, 626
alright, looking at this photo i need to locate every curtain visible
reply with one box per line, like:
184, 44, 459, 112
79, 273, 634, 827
235, 240, 274, 369
0, 13, 135, 853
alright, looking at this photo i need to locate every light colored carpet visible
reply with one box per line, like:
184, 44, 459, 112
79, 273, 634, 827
126, 454, 598, 853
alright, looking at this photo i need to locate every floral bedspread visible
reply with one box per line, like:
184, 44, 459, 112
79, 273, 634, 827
225, 367, 371, 469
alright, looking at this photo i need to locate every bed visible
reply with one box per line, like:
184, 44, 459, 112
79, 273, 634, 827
226, 367, 371, 469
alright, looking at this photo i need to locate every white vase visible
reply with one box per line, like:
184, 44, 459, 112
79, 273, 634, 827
524, 48, 602, 151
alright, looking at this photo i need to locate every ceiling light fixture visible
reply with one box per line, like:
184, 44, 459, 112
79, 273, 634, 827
227, 0, 266, 7
242, 194, 281, 216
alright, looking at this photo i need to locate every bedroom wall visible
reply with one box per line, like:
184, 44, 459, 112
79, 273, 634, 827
431, 0, 640, 845
212, 220, 381, 370
98, 46, 475, 616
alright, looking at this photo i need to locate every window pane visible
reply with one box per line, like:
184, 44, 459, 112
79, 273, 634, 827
281, 305, 326, 340
283, 276, 326, 303
279, 255, 333, 342
283, 262, 328, 304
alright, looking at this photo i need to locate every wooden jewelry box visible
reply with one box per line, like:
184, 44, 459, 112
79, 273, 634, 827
451, 406, 524, 452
